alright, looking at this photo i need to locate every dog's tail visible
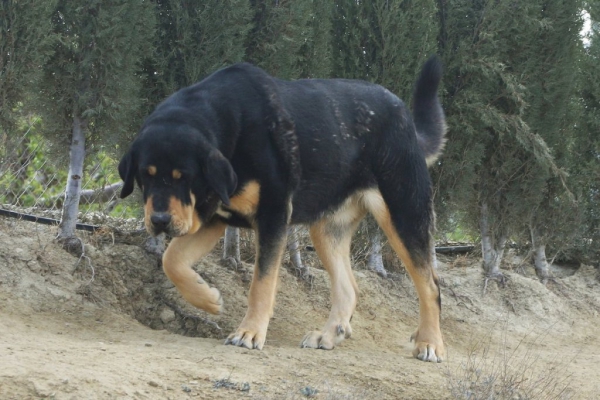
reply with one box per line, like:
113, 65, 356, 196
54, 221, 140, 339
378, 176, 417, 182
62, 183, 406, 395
413, 55, 447, 166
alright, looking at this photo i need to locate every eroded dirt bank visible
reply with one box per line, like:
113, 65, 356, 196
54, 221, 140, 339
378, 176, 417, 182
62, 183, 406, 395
0, 218, 598, 399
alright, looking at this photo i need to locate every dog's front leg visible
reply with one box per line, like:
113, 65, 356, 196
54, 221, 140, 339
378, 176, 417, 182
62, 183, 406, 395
162, 220, 227, 315
225, 201, 289, 350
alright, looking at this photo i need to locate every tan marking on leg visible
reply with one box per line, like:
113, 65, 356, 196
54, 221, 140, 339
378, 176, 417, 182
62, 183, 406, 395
301, 194, 364, 350
226, 232, 285, 350
363, 189, 445, 362
228, 180, 260, 216
147, 165, 157, 176
162, 221, 227, 314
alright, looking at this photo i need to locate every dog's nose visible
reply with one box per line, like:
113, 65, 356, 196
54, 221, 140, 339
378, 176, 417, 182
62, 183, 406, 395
150, 212, 171, 232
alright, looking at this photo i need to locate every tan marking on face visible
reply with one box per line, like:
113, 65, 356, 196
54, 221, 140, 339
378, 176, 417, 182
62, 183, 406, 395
228, 180, 260, 216
168, 193, 201, 236
148, 165, 157, 176
144, 195, 154, 233
189, 193, 201, 233
172, 169, 182, 180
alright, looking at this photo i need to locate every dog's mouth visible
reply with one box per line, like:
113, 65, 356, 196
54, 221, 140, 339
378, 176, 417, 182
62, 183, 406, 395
146, 213, 196, 237
146, 212, 175, 236
144, 194, 201, 237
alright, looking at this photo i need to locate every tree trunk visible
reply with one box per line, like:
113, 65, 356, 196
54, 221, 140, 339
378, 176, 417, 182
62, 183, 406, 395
287, 226, 310, 278
57, 114, 86, 241
431, 243, 439, 270
530, 226, 550, 283
223, 226, 241, 268
78, 181, 123, 204
480, 201, 507, 276
367, 228, 387, 277
51, 181, 123, 208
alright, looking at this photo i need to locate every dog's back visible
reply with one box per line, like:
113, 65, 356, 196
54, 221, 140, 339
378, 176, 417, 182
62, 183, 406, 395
266, 57, 446, 224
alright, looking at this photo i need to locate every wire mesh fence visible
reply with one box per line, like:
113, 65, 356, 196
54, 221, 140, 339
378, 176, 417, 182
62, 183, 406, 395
0, 126, 143, 232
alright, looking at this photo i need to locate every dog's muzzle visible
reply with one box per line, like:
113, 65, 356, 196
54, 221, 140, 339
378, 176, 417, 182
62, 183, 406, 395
150, 212, 172, 235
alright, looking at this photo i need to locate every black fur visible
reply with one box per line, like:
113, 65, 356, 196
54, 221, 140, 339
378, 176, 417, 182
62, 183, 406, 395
413, 56, 446, 162
119, 56, 446, 266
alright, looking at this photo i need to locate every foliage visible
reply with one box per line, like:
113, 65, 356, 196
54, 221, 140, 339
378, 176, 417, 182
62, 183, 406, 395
569, 18, 600, 263
32, 0, 156, 238
36, 0, 156, 152
0, 117, 139, 218
245, 0, 333, 79
331, 0, 438, 98
0, 0, 56, 129
433, 0, 588, 267
504, 0, 583, 263
434, 0, 532, 242
141, 0, 253, 112
0, 117, 63, 207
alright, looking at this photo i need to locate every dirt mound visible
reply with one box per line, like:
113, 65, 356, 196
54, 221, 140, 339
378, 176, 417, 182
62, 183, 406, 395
0, 217, 598, 399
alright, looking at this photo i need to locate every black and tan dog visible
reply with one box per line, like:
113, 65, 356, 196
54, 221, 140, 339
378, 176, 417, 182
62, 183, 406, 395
119, 56, 447, 362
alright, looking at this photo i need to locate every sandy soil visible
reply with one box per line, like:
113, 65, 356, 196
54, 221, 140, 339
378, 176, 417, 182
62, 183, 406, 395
0, 217, 598, 399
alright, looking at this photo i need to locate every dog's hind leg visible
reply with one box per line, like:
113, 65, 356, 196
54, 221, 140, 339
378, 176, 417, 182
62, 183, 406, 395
363, 185, 445, 363
162, 220, 227, 315
301, 196, 364, 350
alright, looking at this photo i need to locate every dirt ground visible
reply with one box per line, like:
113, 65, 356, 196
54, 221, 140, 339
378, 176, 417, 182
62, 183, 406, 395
0, 217, 598, 400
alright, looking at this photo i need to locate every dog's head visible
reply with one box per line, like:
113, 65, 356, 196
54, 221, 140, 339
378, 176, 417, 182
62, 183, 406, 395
118, 124, 237, 237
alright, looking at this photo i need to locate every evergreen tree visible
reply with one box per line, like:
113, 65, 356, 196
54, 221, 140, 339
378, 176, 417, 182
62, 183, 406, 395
246, 0, 333, 79
0, 1, 56, 129
572, 9, 600, 265
36, 0, 155, 243
514, 0, 584, 281
331, 0, 438, 98
142, 0, 252, 109
435, 0, 563, 277
0, 1, 56, 212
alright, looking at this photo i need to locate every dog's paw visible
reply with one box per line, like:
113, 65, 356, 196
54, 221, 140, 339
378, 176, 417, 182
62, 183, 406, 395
175, 273, 223, 315
300, 323, 351, 350
410, 329, 445, 363
225, 321, 268, 350
201, 286, 223, 315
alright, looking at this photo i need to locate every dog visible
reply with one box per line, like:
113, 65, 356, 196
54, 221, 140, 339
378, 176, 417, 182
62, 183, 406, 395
119, 56, 447, 362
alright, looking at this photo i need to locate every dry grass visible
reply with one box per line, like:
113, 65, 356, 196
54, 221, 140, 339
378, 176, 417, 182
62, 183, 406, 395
444, 323, 575, 400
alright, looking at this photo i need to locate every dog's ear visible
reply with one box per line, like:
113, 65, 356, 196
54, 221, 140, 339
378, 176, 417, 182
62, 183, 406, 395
205, 149, 237, 206
118, 148, 137, 199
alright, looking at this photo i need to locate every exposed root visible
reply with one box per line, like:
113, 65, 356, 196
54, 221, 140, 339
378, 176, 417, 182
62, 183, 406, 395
58, 235, 84, 256
483, 272, 509, 295
221, 256, 241, 271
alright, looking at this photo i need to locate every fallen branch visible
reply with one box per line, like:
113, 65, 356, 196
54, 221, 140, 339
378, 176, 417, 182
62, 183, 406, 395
64, 182, 123, 205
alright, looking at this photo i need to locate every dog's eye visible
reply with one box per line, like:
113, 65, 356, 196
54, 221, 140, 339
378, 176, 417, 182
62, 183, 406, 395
146, 165, 157, 176
172, 169, 183, 180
